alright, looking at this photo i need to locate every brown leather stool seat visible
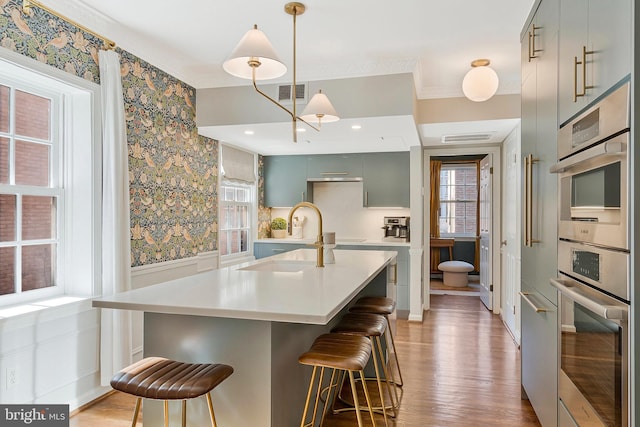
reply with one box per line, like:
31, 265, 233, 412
349, 296, 395, 315
349, 297, 403, 387
332, 313, 398, 421
111, 357, 233, 427
299, 333, 378, 427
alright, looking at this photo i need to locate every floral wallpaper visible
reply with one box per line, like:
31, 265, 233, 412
0, 0, 218, 267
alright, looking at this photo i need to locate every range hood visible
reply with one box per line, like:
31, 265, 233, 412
307, 176, 363, 182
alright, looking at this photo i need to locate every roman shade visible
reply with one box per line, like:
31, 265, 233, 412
221, 145, 256, 183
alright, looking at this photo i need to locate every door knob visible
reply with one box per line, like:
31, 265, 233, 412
501, 240, 508, 246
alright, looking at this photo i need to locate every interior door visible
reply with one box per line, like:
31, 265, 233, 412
479, 155, 492, 310
501, 131, 520, 340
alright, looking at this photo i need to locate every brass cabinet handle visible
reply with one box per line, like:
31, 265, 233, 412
528, 32, 533, 62
524, 154, 540, 247
364, 191, 368, 207
520, 292, 551, 313
574, 45, 595, 102
528, 25, 541, 61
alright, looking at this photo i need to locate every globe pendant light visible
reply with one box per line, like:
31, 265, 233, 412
462, 59, 499, 102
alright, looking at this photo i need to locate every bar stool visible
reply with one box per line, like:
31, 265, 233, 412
331, 312, 398, 422
110, 357, 234, 427
298, 333, 377, 427
349, 296, 403, 387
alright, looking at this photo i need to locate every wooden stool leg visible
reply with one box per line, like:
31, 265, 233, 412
163, 401, 169, 427
206, 393, 218, 427
130, 397, 142, 427
182, 400, 187, 427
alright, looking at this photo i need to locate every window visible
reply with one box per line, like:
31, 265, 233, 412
0, 81, 62, 299
0, 54, 100, 307
438, 163, 478, 237
219, 183, 252, 257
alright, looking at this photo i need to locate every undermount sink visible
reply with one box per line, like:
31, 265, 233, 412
238, 260, 315, 273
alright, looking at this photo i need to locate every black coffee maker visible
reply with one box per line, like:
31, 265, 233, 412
382, 216, 410, 242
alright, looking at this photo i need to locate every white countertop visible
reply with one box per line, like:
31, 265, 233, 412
93, 249, 397, 325
255, 237, 410, 247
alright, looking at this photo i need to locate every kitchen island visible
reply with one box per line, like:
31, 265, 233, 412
93, 248, 397, 426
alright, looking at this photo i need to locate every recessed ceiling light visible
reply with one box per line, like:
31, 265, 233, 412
351, 125, 362, 130
296, 128, 306, 132
244, 130, 254, 135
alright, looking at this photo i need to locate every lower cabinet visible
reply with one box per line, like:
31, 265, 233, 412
521, 290, 558, 427
254, 242, 307, 259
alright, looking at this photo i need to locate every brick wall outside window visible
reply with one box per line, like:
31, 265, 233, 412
0, 84, 55, 296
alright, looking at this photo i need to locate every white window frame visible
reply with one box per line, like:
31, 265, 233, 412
0, 78, 63, 302
0, 50, 101, 308
438, 163, 478, 238
218, 145, 257, 267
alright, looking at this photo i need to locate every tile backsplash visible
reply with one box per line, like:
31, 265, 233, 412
271, 182, 409, 241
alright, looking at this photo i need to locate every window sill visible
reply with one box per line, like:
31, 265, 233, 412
0, 296, 93, 328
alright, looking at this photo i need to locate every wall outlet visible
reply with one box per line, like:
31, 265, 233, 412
6, 367, 18, 390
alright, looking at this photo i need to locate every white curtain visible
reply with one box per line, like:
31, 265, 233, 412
98, 49, 133, 386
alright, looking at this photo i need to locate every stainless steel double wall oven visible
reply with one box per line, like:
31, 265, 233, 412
550, 81, 630, 427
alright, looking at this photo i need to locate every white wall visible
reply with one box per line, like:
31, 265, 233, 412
271, 182, 409, 241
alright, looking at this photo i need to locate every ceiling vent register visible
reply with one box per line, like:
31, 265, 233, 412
441, 133, 493, 143
278, 83, 307, 104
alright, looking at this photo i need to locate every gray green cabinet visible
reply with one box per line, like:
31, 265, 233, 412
264, 156, 311, 208
363, 152, 410, 207
520, 1, 559, 426
263, 152, 410, 208
558, 0, 631, 124
254, 242, 307, 259
307, 154, 363, 180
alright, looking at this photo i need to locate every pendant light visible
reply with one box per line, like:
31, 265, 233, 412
462, 59, 499, 102
223, 2, 339, 142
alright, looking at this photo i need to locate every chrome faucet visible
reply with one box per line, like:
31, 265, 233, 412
288, 202, 324, 267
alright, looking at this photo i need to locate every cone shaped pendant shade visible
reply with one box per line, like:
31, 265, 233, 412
300, 90, 339, 124
223, 25, 287, 80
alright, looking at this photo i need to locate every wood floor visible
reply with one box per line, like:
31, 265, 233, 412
71, 294, 541, 426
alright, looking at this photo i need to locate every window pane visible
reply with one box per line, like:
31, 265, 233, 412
239, 206, 247, 228
15, 140, 49, 186
0, 194, 16, 241
219, 231, 229, 256
0, 85, 9, 133
224, 187, 234, 201
22, 196, 55, 240
0, 137, 8, 184
15, 90, 50, 140
230, 230, 240, 254
240, 230, 248, 252
22, 244, 55, 291
236, 188, 247, 202
0, 247, 15, 295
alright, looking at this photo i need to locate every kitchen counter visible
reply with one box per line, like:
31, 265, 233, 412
256, 237, 410, 247
93, 249, 397, 426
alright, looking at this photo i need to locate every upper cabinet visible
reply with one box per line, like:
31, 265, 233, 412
264, 156, 311, 208
307, 154, 363, 180
263, 152, 409, 208
363, 152, 410, 208
558, 0, 631, 124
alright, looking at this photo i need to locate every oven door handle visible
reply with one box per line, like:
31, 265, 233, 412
549, 140, 626, 174
550, 277, 628, 320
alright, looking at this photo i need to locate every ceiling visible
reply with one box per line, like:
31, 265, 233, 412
44, 0, 534, 153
